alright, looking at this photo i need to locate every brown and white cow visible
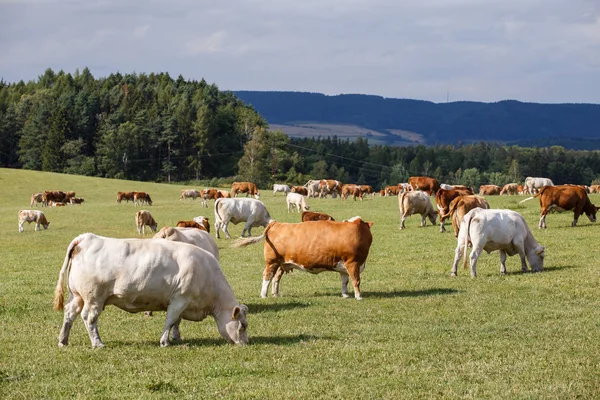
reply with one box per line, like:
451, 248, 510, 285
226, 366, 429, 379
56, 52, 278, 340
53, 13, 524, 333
319, 179, 342, 198
180, 189, 201, 201
234, 217, 373, 300
447, 195, 490, 237
384, 185, 399, 196
500, 183, 519, 196
200, 188, 223, 208
193, 216, 211, 233
301, 211, 335, 222
291, 186, 309, 196
18, 210, 50, 232
133, 192, 153, 207
589, 185, 600, 194
435, 188, 474, 233
479, 185, 502, 196
521, 185, 599, 228
398, 191, 437, 229
42, 190, 67, 206
69, 197, 85, 205
408, 176, 441, 195
217, 190, 231, 198
117, 191, 135, 204
231, 182, 260, 199
341, 184, 363, 201
176, 220, 206, 230
135, 210, 158, 234
30, 192, 44, 207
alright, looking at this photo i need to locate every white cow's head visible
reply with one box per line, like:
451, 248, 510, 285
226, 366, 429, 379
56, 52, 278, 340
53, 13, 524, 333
219, 304, 249, 345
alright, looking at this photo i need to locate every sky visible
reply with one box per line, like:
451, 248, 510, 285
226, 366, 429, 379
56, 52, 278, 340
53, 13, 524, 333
1, 0, 599, 104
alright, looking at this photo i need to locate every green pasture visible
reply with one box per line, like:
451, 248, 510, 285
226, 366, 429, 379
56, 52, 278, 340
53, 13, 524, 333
1, 168, 599, 399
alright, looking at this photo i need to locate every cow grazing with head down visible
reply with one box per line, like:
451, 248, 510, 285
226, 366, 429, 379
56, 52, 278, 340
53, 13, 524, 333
479, 185, 502, 196
42, 191, 67, 206
525, 177, 554, 195
117, 191, 135, 204
319, 179, 342, 198
408, 176, 441, 195
447, 195, 490, 237
273, 184, 291, 196
30, 193, 44, 207
301, 211, 335, 222
521, 185, 599, 228
53, 233, 248, 348
200, 188, 223, 208
133, 192, 152, 207
135, 210, 158, 234
231, 182, 260, 199
286, 192, 310, 213
214, 198, 274, 239
217, 190, 232, 198
341, 184, 363, 201
500, 183, 519, 195
291, 186, 309, 196
18, 210, 50, 232
234, 216, 373, 300
451, 208, 545, 277
179, 189, 201, 201
398, 191, 437, 229
435, 188, 474, 233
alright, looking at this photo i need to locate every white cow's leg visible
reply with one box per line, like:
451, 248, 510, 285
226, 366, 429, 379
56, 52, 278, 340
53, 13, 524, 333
222, 221, 232, 239
340, 273, 350, 298
83, 302, 105, 348
215, 222, 221, 239
160, 298, 189, 347
261, 264, 278, 298
499, 250, 508, 275
450, 243, 464, 277
538, 215, 546, 229
35, 222, 40, 231
440, 218, 446, 233
171, 317, 183, 341
469, 246, 482, 278
516, 245, 529, 272
58, 294, 84, 347
400, 214, 406, 230
272, 267, 285, 297
18, 221, 24, 233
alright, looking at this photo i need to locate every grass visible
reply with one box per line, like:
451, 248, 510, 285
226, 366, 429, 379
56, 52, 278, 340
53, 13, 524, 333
1, 168, 600, 399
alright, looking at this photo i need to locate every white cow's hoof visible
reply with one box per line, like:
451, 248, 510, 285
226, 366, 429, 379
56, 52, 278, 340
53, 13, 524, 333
341, 294, 350, 299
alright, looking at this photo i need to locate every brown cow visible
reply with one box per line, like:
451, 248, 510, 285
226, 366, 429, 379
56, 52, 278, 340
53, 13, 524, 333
379, 189, 386, 196
500, 183, 519, 196
69, 197, 85, 205
341, 184, 363, 201
234, 217, 373, 300
30, 192, 44, 207
408, 176, 440, 195
479, 185, 502, 196
217, 190, 231, 198
200, 188, 223, 208
359, 185, 374, 196
384, 185, 399, 196
231, 182, 260, 199
135, 210, 158, 234
42, 191, 67, 206
301, 211, 335, 222
291, 186, 309, 196
447, 195, 490, 237
319, 179, 343, 198
133, 192, 153, 207
435, 188, 474, 233
176, 220, 206, 231
525, 185, 599, 228
117, 191, 135, 204
18, 210, 50, 232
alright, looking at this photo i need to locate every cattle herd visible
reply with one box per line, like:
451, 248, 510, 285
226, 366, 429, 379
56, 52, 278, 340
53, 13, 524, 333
18, 176, 599, 348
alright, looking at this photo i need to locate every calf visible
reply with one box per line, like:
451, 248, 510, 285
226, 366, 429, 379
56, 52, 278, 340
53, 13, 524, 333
500, 183, 519, 195
18, 210, 50, 232
234, 217, 373, 300
135, 210, 158, 234
200, 188, 223, 208
69, 197, 85, 205
451, 209, 545, 277
53, 233, 248, 348
398, 191, 437, 229
479, 185, 502, 196
286, 192, 310, 213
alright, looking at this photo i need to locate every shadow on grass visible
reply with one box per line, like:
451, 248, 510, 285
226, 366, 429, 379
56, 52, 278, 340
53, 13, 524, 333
366, 287, 460, 298
111, 333, 324, 348
249, 334, 332, 345
505, 264, 577, 275
244, 301, 311, 314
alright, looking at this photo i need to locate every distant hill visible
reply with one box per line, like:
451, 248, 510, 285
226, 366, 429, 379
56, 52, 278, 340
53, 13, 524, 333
233, 91, 600, 149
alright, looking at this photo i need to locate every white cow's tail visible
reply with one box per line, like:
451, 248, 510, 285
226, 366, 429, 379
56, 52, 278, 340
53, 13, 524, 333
232, 221, 276, 248
462, 212, 475, 270
519, 196, 535, 204
53, 234, 87, 311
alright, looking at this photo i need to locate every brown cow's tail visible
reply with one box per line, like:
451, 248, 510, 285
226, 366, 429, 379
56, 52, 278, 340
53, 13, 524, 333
53, 234, 86, 311
232, 221, 277, 248
462, 212, 474, 270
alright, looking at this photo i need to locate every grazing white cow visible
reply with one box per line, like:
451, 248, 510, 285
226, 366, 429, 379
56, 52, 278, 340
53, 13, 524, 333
179, 189, 201, 201
305, 179, 322, 198
398, 191, 437, 229
525, 177, 554, 195
273, 184, 291, 196
135, 210, 157, 234
53, 233, 249, 348
214, 198, 274, 239
451, 208, 545, 277
154, 226, 219, 260
286, 192, 310, 213
18, 210, 50, 232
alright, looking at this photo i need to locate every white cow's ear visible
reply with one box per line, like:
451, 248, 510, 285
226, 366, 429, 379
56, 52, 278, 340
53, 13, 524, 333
536, 247, 545, 256
232, 306, 241, 320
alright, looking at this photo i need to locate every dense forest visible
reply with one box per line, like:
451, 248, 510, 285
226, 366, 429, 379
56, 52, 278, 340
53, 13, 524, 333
1, 68, 600, 189
234, 91, 600, 148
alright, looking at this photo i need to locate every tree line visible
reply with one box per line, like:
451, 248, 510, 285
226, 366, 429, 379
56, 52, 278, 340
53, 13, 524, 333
1, 68, 600, 190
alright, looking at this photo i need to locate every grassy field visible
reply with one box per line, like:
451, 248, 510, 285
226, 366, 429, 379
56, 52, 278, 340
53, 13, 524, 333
1, 168, 600, 399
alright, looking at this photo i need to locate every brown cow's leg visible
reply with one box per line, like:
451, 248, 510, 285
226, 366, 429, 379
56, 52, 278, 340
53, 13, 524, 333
345, 262, 362, 300
261, 263, 279, 298
538, 208, 548, 229
272, 267, 285, 297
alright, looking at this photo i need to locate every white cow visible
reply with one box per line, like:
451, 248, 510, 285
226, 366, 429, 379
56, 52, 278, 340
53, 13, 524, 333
179, 189, 201, 200
286, 192, 310, 213
305, 179, 322, 198
525, 177, 554, 195
273, 184, 291, 196
451, 208, 545, 277
398, 191, 437, 229
214, 198, 274, 239
154, 226, 219, 260
53, 233, 248, 348
18, 209, 50, 232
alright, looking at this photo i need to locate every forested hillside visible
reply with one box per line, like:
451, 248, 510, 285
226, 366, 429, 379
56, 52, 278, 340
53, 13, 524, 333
2, 68, 600, 189
234, 91, 600, 148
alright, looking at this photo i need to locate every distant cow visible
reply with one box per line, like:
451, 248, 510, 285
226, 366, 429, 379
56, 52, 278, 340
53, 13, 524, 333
117, 191, 135, 204
30, 192, 44, 207
342, 184, 363, 201
154, 226, 219, 261
319, 179, 342, 198
589, 185, 600, 194
133, 192, 152, 207
234, 217, 374, 300
217, 190, 232, 198
180, 189, 201, 201
214, 198, 274, 239
69, 197, 85, 205
359, 185, 374, 196
176, 220, 205, 230
231, 182, 260, 199
135, 210, 158, 234
287, 192, 310, 213
42, 190, 67, 206
525, 177, 554, 195
384, 185, 399, 196
435, 188, 474, 233
18, 210, 50, 232
304, 180, 322, 198
408, 176, 441, 195
398, 191, 437, 229
500, 183, 519, 196
53, 233, 248, 348
200, 188, 223, 208
522, 185, 599, 228
301, 211, 335, 222
479, 185, 502, 195
447, 195, 490, 237
291, 186, 308, 196
451, 209, 545, 277
273, 184, 291, 196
